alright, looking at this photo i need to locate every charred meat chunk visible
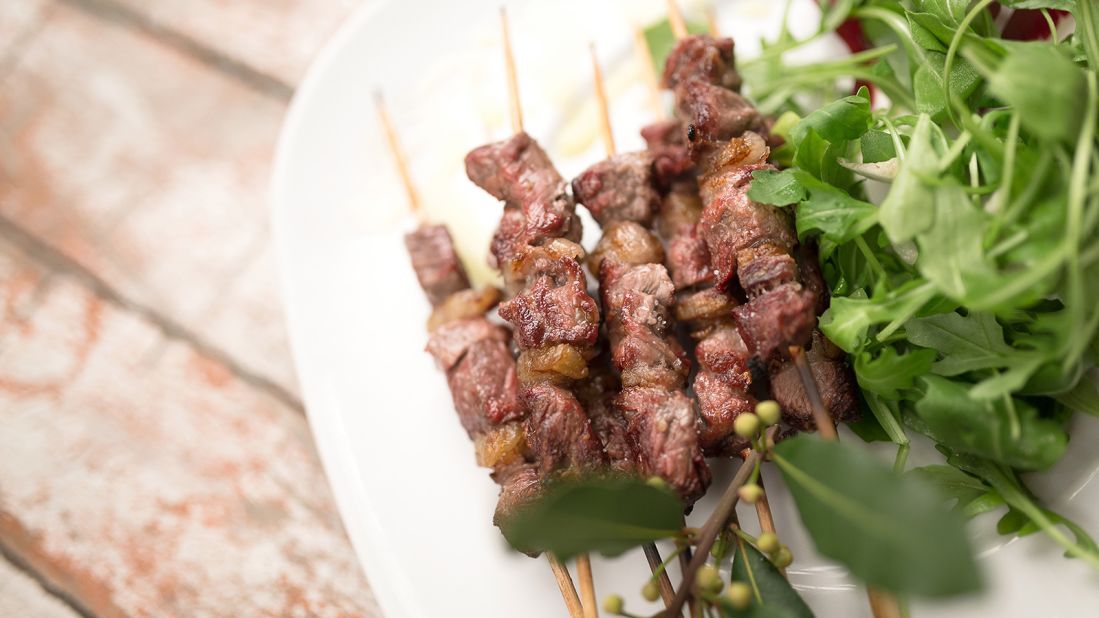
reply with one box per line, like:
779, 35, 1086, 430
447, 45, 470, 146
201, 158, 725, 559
601, 261, 690, 389
616, 387, 711, 504
446, 337, 524, 436
572, 152, 661, 226
665, 226, 714, 290
732, 283, 817, 363
642, 119, 694, 185
661, 35, 742, 92
675, 80, 762, 145
426, 317, 509, 370
523, 382, 607, 476
498, 252, 600, 350
405, 224, 470, 305
770, 332, 859, 430
465, 132, 582, 249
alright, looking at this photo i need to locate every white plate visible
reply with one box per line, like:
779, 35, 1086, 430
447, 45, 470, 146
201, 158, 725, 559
271, 1, 1099, 616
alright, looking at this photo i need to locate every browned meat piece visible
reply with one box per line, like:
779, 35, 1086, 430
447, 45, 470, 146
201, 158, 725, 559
693, 327, 755, 457
616, 387, 711, 504
523, 382, 607, 476
675, 80, 762, 145
737, 244, 799, 297
732, 283, 817, 363
428, 286, 502, 332
602, 261, 690, 389
578, 361, 636, 475
696, 136, 794, 291
676, 287, 737, 324
517, 343, 590, 385
642, 120, 694, 185
490, 205, 527, 271
654, 184, 703, 239
641, 118, 685, 149
572, 152, 660, 226
665, 227, 714, 290
661, 35, 742, 92
465, 132, 582, 249
405, 224, 470, 305
770, 333, 858, 430
498, 252, 600, 350
694, 370, 753, 457
447, 337, 524, 436
426, 317, 509, 370
588, 221, 665, 275
492, 461, 541, 532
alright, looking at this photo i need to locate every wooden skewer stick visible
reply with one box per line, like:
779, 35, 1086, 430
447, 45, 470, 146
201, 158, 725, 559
500, 7, 524, 134
666, 0, 689, 40
375, 93, 424, 223
549, 555, 586, 618
589, 41, 679, 617
705, 5, 720, 37
589, 44, 616, 157
576, 554, 598, 618
499, 12, 587, 618
789, 346, 838, 440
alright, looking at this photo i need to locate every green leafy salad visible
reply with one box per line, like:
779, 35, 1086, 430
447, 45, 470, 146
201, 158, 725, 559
501, 1, 1099, 616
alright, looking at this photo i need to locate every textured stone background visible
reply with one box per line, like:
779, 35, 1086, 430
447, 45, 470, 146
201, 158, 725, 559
0, 1, 382, 615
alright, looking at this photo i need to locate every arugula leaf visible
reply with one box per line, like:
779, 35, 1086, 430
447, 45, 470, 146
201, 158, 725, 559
820, 282, 938, 352
914, 376, 1068, 470
914, 182, 1002, 303
948, 453, 1099, 568
860, 130, 896, 164
500, 477, 683, 559
1054, 372, 1099, 416
909, 464, 1003, 518
913, 51, 981, 117
904, 311, 1014, 376
774, 435, 981, 597
723, 539, 814, 618
748, 169, 806, 206
856, 347, 937, 399
789, 86, 873, 146
879, 114, 940, 242
984, 42, 1087, 143
795, 183, 879, 244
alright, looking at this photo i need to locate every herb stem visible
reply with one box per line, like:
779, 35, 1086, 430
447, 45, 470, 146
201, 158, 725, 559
1063, 71, 1098, 370
944, 0, 996, 125
661, 432, 774, 617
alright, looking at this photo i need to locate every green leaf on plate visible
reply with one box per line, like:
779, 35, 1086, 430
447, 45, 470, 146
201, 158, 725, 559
500, 477, 683, 560
855, 347, 937, 399
1054, 373, 1099, 417
773, 435, 981, 597
914, 375, 1068, 470
748, 169, 807, 206
985, 42, 1087, 143
860, 130, 896, 164
879, 114, 939, 242
722, 538, 814, 618
904, 311, 1014, 376
909, 464, 1003, 519
789, 86, 872, 146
